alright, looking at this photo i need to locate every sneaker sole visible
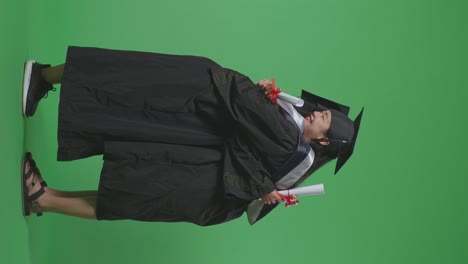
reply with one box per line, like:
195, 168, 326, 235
22, 60, 35, 117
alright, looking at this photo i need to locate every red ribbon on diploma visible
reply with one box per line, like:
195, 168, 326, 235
278, 190, 299, 207
269, 78, 282, 104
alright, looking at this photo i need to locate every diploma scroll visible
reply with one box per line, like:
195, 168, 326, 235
278, 92, 304, 107
278, 184, 325, 197
247, 184, 325, 225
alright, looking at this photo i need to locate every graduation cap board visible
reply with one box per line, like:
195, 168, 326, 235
299, 90, 364, 174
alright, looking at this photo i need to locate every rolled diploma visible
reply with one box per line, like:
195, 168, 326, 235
247, 184, 325, 224
277, 92, 304, 107
278, 184, 325, 197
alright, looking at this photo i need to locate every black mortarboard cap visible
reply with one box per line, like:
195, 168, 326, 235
299, 90, 364, 174
331, 108, 364, 174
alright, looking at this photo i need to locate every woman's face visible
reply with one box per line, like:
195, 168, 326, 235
303, 110, 332, 143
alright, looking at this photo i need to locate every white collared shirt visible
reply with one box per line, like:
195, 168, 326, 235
275, 99, 315, 189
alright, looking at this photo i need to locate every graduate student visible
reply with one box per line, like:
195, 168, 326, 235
22, 46, 363, 226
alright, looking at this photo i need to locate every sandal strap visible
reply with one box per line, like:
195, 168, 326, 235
26, 159, 48, 188
27, 176, 45, 217
27, 186, 45, 201
31, 201, 43, 217
26, 173, 45, 201
33, 167, 48, 188
30, 159, 37, 168
24, 166, 35, 180
26, 156, 48, 188
24, 153, 35, 180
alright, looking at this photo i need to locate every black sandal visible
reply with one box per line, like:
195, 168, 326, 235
22, 152, 45, 216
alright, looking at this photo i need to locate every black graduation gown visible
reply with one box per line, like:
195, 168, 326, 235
57, 46, 298, 226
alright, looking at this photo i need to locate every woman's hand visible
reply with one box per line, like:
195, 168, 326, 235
262, 190, 284, 205
257, 79, 272, 91
257, 79, 275, 101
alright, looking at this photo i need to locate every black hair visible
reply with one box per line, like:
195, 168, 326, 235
294, 106, 335, 157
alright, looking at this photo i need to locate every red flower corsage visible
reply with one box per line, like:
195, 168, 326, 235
268, 78, 282, 104
278, 191, 299, 207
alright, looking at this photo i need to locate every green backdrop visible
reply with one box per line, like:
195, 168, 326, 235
2, 0, 467, 263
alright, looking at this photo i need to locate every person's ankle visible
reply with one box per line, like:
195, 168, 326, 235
41, 67, 54, 85
36, 193, 51, 211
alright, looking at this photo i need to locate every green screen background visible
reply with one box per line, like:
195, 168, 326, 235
2, 0, 467, 263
